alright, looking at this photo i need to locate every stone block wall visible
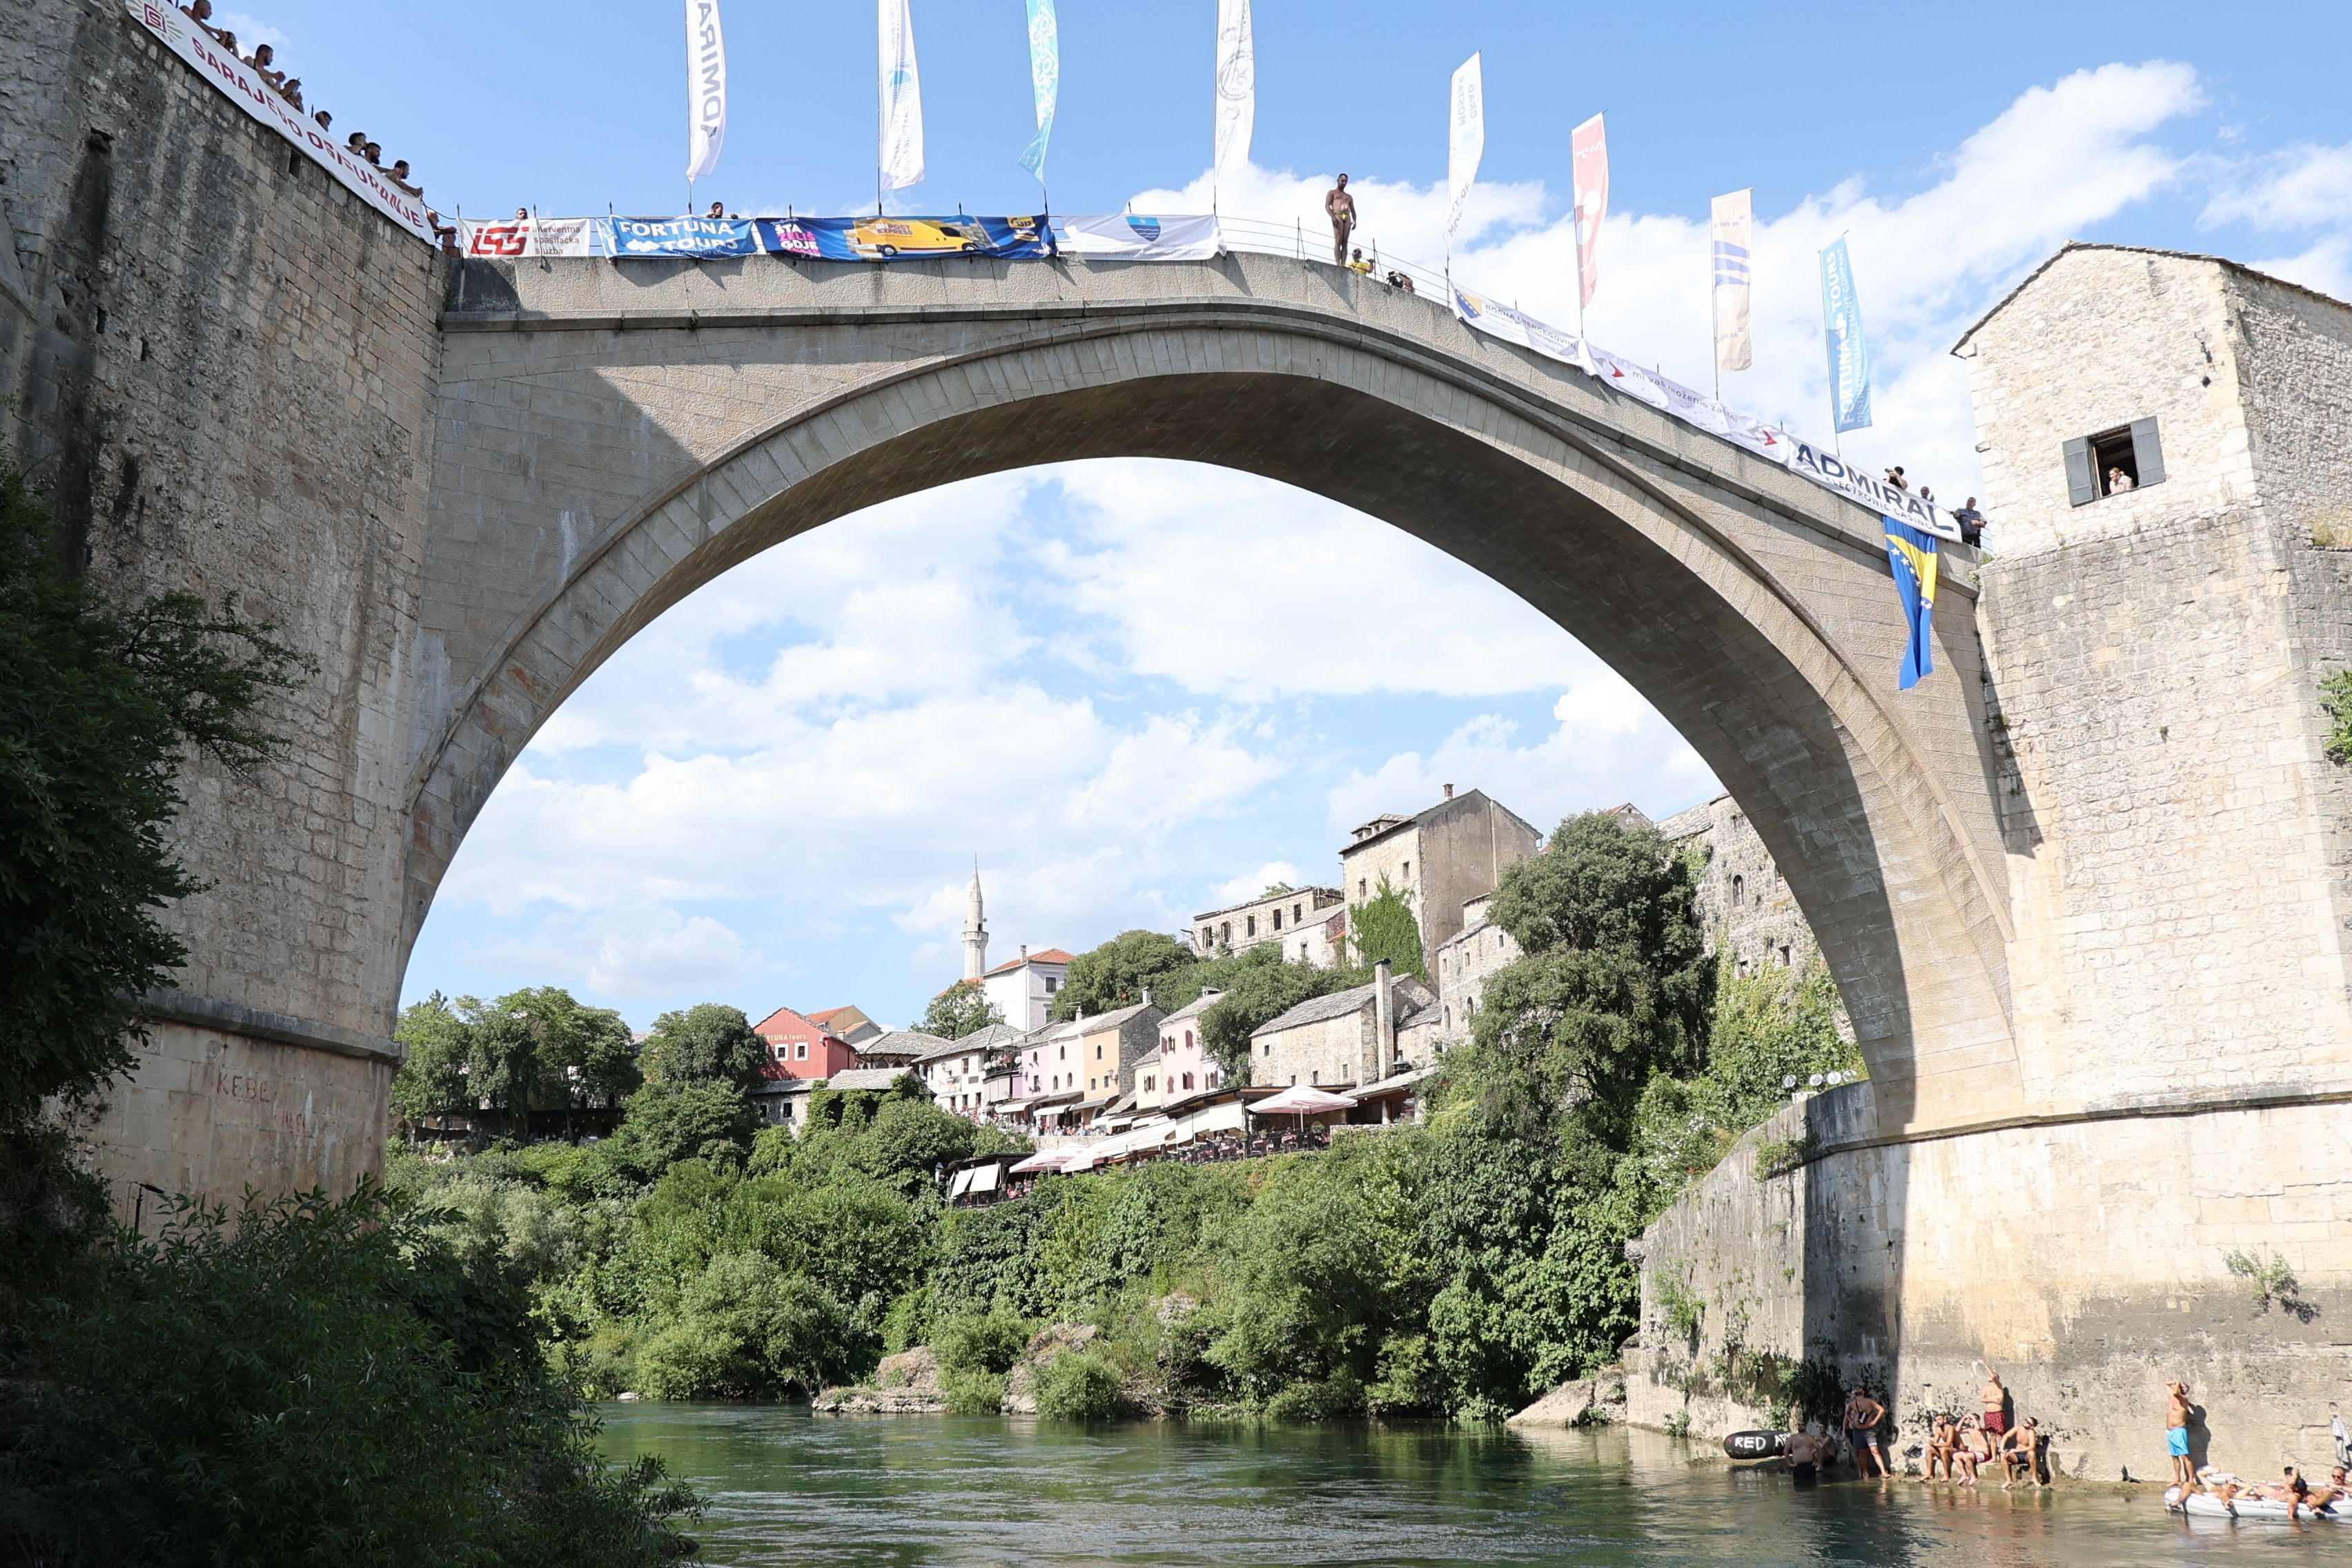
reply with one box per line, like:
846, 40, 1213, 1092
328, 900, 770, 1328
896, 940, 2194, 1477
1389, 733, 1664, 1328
1629, 1086, 2352, 1481
2, 0, 443, 1207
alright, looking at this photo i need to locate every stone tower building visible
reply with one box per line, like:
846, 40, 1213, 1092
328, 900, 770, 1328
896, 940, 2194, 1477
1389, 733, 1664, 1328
961, 865, 988, 982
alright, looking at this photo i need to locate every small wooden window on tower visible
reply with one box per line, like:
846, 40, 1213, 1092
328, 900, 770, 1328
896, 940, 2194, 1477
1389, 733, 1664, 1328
2064, 418, 2166, 506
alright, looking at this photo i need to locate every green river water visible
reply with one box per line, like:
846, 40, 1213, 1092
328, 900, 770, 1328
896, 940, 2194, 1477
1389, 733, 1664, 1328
597, 1404, 2343, 1566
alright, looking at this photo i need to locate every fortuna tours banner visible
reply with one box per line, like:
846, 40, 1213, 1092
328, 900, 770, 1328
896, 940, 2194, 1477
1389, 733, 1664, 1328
458, 217, 606, 258
1883, 517, 1939, 689
1213, 0, 1255, 187
1571, 112, 1609, 310
124, 2, 433, 242
1820, 236, 1872, 432
1446, 54, 1484, 247
879, 0, 925, 191
757, 215, 1054, 262
684, 0, 727, 182
608, 215, 758, 259
1019, 0, 1059, 182
1711, 189, 1753, 373
1052, 215, 1220, 260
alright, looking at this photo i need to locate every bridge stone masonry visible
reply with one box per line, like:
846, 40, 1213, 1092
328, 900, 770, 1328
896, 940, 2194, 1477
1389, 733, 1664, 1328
3, 0, 2346, 1472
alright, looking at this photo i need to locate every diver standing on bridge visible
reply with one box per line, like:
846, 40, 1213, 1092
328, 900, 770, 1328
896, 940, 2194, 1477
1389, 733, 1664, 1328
1326, 173, 1355, 265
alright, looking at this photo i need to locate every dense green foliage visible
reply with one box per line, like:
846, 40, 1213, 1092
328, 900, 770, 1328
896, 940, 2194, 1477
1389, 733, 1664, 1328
393, 987, 640, 1135
1347, 881, 1426, 980
1052, 928, 1195, 1019
0, 462, 697, 1561
2324, 667, 2352, 766
920, 981, 1007, 1039
2, 1184, 696, 1566
0, 461, 303, 1118
640, 1002, 767, 1090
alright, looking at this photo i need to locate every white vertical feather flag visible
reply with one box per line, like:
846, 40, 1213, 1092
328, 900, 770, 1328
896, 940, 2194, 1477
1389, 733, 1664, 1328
1712, 188, 1754, 373
1213, 0, 1254, 188
879, 0, 925, 193
683, 0, 727, 182
1019, 0, 1059, 182
1446, 52, 1484, 247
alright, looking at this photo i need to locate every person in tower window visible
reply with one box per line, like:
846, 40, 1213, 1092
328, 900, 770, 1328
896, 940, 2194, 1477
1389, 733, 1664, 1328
2107, 465, 2136, 493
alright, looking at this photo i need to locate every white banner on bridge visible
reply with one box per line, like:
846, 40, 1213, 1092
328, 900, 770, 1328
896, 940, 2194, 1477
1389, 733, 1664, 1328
1790, 441, 1961, 542
124, 1, 434, 242
1055, 214, 1221, 260
457, 217, 605, 259
683, 0, 728, 182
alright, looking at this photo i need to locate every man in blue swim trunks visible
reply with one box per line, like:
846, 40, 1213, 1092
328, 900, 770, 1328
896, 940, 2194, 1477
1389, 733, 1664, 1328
2165, 1381, 2193, 1488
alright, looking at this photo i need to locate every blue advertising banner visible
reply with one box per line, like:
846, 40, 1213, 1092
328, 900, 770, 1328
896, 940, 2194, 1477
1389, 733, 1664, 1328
756, 215, 1052, 261
1819, 237, 1872, 433
607, 215, 758, 258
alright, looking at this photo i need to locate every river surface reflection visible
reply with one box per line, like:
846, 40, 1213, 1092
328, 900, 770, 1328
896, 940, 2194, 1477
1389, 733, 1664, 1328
597, 1404, 2340, 1567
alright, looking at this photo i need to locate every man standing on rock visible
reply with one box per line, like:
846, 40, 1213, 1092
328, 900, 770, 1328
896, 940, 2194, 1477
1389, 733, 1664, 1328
1326, 174, 1356, 266
2165, 1381, 2194, 1488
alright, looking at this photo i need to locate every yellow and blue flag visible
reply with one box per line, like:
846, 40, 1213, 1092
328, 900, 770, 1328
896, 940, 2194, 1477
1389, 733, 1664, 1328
1883, 517, 1938, 689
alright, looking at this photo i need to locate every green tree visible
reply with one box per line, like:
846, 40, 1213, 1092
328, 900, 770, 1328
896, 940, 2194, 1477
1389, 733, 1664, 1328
1197, 953, 1366, 1083
391, 992, 475, 1129
504, 985, 640, 1112
920, 981, 1006, 1041
640, 1002, 766, 1091
1349, 879, 1426, 979
612, 1077, 759, 1177
1052, 929, 1196, 1020
0, 461, 303, 1120
1469, 810, 1714, 1150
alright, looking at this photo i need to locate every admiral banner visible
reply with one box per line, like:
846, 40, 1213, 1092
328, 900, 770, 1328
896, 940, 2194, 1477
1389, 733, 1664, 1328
1054, 215, 1220, 261
1792, 442, 1961, 542
758, 215, 1052, 261
124, 1, 433, 242
459, 217, 605, 259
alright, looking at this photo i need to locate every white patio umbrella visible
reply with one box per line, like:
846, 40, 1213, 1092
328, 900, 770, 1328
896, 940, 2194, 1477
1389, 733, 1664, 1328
1008, 1149, 1068, 1175
1248, 1084, 1359, 1139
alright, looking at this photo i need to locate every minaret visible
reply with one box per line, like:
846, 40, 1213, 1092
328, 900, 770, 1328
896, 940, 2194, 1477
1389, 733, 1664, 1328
961, 861, 989, 981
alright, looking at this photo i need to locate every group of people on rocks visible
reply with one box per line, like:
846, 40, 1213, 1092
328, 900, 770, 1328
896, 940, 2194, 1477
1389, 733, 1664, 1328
179, 3, 429, 204
1785, 1366, 2048, 1488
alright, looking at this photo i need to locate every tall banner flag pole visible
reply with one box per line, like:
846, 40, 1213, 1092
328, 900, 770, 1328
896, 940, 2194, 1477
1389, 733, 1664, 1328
878, 0, 925, 207
1213, 0, 1254, 213
1018, 0, 1059, 199
1883, 516, 1939, 690
1570, 112, 1609, 337
1819, 235, 1873, 438
1710, 188, 1753, 398
1444, 52, 1484, 281
683, 0, 727, 197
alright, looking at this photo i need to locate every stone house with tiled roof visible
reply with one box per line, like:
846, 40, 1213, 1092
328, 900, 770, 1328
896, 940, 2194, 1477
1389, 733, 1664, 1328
1189, 886, 1346, 962
1250, 963, 1439, 1091
919, 1022, 1023, 1121
1070, 999, 1166, 1119
1340, 785, 1541, 960
805, 1005, 883, 1048
854, 1029, 947, 1070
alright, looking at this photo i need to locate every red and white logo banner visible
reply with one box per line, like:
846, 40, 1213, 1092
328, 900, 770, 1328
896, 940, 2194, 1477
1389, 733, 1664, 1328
458, 218, 604, 259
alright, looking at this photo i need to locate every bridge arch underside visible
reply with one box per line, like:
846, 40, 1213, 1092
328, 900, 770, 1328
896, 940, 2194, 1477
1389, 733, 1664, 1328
415, 315, 2018, 1135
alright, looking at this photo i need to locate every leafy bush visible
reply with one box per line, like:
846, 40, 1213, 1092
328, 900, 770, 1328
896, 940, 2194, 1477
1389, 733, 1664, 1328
1264, 1370, 1368, 1422
943, 1368, 1008, 1415
1, 1184, 696, 1565
2324, 668, 2352, 765
612, 1077, 758, 1177
1034, 1351, 1127, 1421
636, 1253, 858, 1399
935, 1310, 1032, 1375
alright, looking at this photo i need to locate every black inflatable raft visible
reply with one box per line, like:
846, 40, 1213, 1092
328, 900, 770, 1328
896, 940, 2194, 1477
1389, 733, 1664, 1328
1723, 1430, 1790, 1461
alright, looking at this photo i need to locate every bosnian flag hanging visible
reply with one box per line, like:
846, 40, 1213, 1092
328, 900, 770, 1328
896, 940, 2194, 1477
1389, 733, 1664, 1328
1883, 517, 1939, 690
684, 0, 726, 181
879, 0, 925, 191
1571, 112, 1608, 309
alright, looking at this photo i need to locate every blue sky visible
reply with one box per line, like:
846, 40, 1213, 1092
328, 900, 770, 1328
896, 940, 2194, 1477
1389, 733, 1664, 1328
233, 0, 2352, 1030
